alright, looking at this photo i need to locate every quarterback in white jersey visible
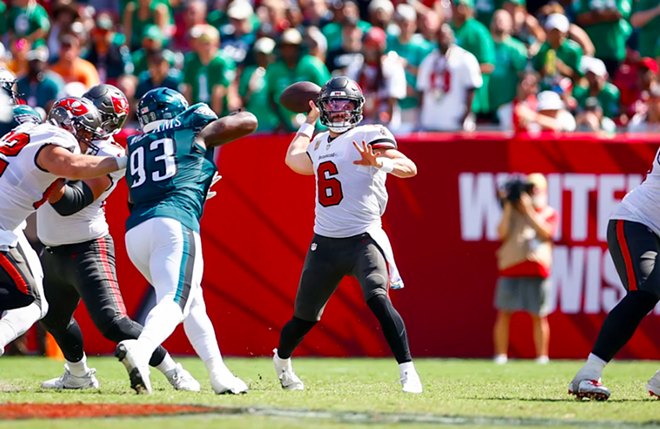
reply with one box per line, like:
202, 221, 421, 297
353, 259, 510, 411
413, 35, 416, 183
36, 85, 198, 392
273, 76, 422, 393
0, 96, 126, 356
569, 147, 660, 401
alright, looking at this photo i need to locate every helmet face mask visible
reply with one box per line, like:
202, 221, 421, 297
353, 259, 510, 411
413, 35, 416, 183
47, 97, 104, 146
136, 88, 189, 131
318, 76, 364, 133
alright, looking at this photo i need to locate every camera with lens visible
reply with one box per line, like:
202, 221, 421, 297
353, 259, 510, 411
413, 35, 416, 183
501, 176, 535, 203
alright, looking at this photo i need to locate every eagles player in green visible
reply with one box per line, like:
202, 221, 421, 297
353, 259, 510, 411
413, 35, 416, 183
116, 88, 257, 395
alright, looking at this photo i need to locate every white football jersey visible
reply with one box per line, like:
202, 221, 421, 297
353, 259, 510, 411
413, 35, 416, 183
306, 124, 397, 238
37, 137, 126, 246
612, 146, 660, 236
0, 123, 80, 250
416, 46, 482, 131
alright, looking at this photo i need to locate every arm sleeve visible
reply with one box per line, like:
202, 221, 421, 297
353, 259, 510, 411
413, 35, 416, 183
50, 181, 95, 216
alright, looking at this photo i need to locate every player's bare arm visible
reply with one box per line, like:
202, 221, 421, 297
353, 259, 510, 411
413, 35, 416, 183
284, 100, 318, 176
37, 145, 125, 181
352, 140, 417, 179
197, 111, 258, 149
47, 175, 112, 216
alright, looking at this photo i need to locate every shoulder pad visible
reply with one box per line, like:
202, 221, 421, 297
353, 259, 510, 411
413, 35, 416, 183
177, 103, 219, 133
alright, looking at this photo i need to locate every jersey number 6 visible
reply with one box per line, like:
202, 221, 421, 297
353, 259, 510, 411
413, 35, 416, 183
318, 161, 343, 207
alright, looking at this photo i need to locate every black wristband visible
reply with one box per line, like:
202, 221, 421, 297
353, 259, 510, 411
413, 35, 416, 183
50, 181, 95, 216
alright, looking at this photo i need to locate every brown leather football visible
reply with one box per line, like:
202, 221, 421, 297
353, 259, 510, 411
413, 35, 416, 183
279, 81, 322, 113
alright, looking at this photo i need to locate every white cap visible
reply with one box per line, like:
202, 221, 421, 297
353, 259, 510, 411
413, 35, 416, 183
545, 13, 569, 33
369, 0, 394, 14
281, 28, 303, 45
396, 3, 417, 21
580, 56, 607, 77
27, 46, 49, 62
227, 1, 254, 20
537, 91, 565, 111
254, 37, 276, 54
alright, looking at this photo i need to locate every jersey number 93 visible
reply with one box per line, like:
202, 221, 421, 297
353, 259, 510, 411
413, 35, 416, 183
130, 138, 177, 188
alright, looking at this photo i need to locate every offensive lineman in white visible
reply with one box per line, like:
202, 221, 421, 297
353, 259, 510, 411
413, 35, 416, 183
569, 145, 660, 401
37, 85, 198, 392
274, 76, 422, 393
0, 96, 126, 356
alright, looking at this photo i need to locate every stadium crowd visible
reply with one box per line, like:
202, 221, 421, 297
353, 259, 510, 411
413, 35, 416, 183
0, 0, 658, 133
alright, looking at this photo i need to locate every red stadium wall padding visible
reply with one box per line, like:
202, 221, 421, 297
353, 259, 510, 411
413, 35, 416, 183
65, 132, 660, 359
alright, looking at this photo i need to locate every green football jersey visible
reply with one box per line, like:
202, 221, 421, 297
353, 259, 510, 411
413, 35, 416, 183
126, 103, 218, 233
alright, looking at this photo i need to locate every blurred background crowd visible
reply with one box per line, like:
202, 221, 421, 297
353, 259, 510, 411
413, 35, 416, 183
1, 0, 659, 133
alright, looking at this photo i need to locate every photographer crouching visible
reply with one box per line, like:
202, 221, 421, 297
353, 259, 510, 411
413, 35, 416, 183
493, 173, 559, 365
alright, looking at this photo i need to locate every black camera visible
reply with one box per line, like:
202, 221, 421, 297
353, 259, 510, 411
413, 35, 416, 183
502, 177, 535, 203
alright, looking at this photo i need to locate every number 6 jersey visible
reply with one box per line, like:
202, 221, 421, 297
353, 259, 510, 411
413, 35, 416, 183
0, 123, 80, 250
306, 124, 397, 238
125, 103, 218, 234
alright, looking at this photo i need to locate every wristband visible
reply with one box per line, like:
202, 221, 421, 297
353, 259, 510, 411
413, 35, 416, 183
297, 122, 314, 139
116, 156, 127, 170
377, 157, 395, 173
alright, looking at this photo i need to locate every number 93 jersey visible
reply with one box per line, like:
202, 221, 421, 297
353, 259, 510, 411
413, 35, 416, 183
306, 124, 397, 238
125, 103, 218, 234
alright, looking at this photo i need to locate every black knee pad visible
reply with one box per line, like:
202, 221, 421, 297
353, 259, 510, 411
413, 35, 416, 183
99, 317, 142, 343
40, 311, 72, 333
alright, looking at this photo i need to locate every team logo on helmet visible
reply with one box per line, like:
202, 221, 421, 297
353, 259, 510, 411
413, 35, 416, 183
53, 98, 89, 116
111, 95, 128, 115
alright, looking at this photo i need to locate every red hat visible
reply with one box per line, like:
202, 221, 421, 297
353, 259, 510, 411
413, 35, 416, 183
639, 57, 659, 74
364, 27, 387, 50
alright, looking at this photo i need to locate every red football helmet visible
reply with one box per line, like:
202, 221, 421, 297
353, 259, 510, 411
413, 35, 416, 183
47, 97, 103, 144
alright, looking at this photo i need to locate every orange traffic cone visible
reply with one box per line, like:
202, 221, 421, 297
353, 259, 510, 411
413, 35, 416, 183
45, 332, 64, 361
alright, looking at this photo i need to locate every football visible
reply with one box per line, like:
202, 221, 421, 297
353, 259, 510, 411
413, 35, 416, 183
279, 81, 321, 113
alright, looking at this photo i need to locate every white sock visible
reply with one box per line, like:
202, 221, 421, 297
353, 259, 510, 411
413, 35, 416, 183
0, 303, 42, 348
183, 294, 222, 363
583, 353, 607, 379
138, 300, 183, 361
399, 361, 416, 378
155, 353, 177, 375
67, 354, 90, 377
205, 356, 232, 379
274, 350, 292, 369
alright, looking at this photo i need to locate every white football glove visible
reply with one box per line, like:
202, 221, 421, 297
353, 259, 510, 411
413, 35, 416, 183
206, 172, 222, 200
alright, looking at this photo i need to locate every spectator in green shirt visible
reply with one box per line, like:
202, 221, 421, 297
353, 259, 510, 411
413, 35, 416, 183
386, 4, 433, 121
573, 56, 621, 119
576, 0, 632, 77
131, 25, 176, 77
8, 0, 50, 48
135, 50, 182, 100
322, 0, 371, 52
182, 24, 237, 115
239, 37, 280, 133
451, 0, 496, 115
533, 13, 583, 89
489, 10, 528, 121
475, 0, 502, 28
266, 28, 331, 132
122, 0, 170, 51
631, 0, 660, 58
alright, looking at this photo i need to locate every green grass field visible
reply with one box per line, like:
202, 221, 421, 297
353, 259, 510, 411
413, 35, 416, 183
2, 357, 660, 428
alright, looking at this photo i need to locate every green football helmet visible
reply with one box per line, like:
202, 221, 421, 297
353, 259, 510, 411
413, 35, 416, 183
137, 88, 189, 130
13, 105, 42, 125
